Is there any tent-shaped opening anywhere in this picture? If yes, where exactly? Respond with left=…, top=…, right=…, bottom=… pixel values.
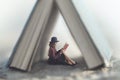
left=8, top=0, right=112, bottom=71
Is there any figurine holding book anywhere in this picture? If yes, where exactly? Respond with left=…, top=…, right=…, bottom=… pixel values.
left=48, top=37, right=77, bottom=66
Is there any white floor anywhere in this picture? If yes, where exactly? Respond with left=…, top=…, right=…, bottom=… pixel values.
left=0, top=56, right=120, bottom=80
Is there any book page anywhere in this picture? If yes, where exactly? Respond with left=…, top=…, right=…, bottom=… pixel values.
left=63, top=43, right=69, bottom=51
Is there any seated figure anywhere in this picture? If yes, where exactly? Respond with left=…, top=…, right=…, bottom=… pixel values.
left=48, top=37, right=77, bottom=66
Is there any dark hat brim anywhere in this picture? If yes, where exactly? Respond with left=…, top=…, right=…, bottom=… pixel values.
left=50, top=41, right=59, bottom=43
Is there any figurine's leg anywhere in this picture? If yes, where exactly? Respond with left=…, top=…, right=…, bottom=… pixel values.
left=63, top=53, right=76, bottom=65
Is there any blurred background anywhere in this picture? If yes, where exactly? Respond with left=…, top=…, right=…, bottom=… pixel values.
left=0, top=0, right=120, bottom=68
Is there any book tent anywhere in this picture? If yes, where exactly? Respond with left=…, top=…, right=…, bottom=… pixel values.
left=8, top=0, right=112, bottom=71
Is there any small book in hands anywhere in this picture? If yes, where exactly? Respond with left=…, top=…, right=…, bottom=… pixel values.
left=63, top=43, right=69, bottom=51
left=57, top=43, right=69, bottom=54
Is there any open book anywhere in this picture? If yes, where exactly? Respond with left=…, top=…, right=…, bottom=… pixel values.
left=8, top=0, right=112, bottom=71
left=62, top=43, right=69, bottom=51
